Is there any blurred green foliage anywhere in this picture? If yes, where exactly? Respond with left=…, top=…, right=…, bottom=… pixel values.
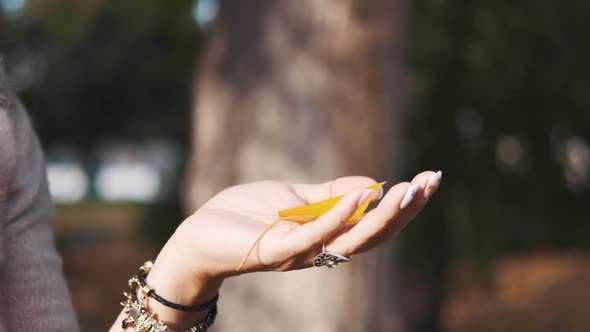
left=0, top=0, right=200, bottom=147
left=1, top=0, right=200, bottom=246
left=404, top=0, right=590, bottom=272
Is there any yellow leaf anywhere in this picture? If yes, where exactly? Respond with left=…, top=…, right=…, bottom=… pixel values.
left=278, top=181, right=386, bottom=224
left=236, top=181, right=386, bottom=271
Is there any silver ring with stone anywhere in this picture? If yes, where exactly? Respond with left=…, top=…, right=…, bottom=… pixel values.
left=313, top=243, right=350, bottom=268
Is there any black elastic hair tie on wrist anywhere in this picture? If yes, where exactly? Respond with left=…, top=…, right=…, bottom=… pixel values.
left=137, top=268, right=219, bottom=312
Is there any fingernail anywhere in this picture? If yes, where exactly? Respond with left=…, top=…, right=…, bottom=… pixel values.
left=400, top=185, right=418, bottom=210
left=424, top=171, right=443, bottom=199
left=357, top=189, right=373, bottom=207
left=376, top=186, right=384, bottom=200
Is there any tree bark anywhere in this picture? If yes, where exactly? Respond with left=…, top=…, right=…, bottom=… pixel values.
left=184, top=0, right=407, bottom=330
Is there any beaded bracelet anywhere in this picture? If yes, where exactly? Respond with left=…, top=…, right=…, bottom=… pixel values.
left=120, top=289, right=217, bottom=332
left=121, top=261, right=218, bottom=332
left=136, top=261, right=219, bottom=312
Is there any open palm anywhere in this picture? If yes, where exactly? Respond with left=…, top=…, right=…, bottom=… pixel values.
left=172, top=172, right=439, bottom=278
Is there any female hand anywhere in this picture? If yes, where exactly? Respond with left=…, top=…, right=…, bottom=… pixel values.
left=177, top=171, right=441, bottom=276
left=133, top=171, right=442, bottom=330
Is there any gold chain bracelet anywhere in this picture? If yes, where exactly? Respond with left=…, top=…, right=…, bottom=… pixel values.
left=120, top=262, right=217, bottom=332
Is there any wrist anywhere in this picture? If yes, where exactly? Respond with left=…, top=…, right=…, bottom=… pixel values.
left=143, top=239, right=223, bottom=329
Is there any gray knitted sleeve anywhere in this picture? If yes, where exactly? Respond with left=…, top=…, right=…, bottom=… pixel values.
left=0, top=79, right=80, bottom=331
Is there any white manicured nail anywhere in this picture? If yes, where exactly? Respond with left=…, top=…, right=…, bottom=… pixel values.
left=400, top=185, right=418, bottom=210
left=424, top=171, right=443, bottom=198
left=376, top=186, right=384, bottom=200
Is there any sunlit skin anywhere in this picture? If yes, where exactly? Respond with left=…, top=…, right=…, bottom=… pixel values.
left=110, top=171, right=441, bottom=331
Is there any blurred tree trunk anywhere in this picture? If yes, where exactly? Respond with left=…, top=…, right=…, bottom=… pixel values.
left=184, top=0, right=407, bottom=331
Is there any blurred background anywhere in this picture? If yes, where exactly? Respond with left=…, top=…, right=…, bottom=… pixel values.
left=1, top=0, right=589, bottom=331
